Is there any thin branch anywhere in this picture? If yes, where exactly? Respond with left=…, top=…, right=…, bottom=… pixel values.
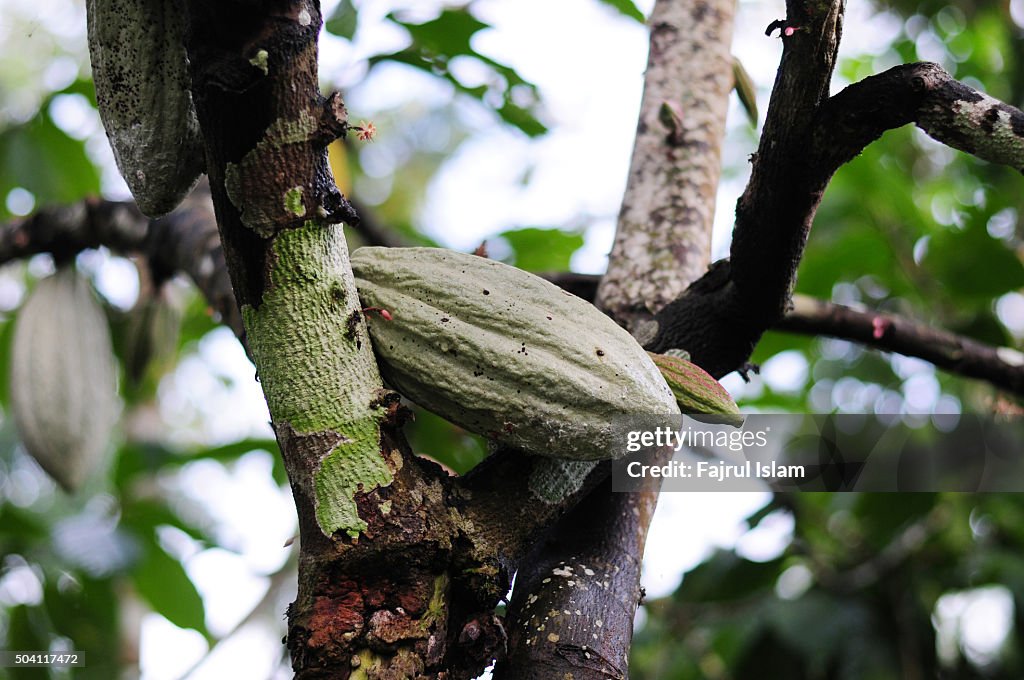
left=779, top=294, right=1024, bottom=396
left=0, top=187, right=242, bottom=340
left=816, top=62, right=1024, bottom=173
left=544, top=272, right=1024, bottom=396
left=594, top=0, right=736, bottom=328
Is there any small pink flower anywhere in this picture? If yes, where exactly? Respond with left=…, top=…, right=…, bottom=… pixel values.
left=871, top=316, right=891, bottom=340
left=355, top=120, right=376, bottom=142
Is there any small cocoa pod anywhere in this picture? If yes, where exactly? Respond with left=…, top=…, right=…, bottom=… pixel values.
left=351, top=247, right=679, bottom=460
left=86, top=0, right=204, bottom=217
left=648, top=352, right=743, bottom=427
left=10, top=266, right=120, bottom=490
left=123, top=285, right=184, bottom=387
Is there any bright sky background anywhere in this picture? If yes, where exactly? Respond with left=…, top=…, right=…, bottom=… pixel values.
left=0, top=0, right=1013, bottom=677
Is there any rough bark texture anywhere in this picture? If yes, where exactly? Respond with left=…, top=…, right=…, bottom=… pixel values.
left=595, top=0, right=736, bottom=330
left=645, top=0, right=847, bottom=379
left=179, top=4, right=485, bottom=678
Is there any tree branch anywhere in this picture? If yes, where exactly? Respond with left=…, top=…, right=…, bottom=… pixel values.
left=4, top=190, right=630, bottom=671
left=647, top=54, right=1024, bottom=379
left=544, top=272, right=1024, bottom=397
left=644, top=0, right=847, bottom=378
left=0, top=187, right=242, bottom=340
left=779, top=294, right=1024, bottom=396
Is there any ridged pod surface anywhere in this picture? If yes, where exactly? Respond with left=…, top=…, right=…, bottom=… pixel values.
left=87, top=0, right=204, bottom=217
left=648, top=352, right=743, bottom=427
left=10, top=267, right=119, bottom=490
left=351, top=247, right=679, bottom=460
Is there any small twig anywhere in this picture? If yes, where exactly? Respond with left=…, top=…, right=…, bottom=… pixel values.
left=779, top=294, right=1024, bottom=396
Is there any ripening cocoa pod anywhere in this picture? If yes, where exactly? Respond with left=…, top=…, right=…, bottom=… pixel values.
left=86, top=0, right=204, bottom=217
left=351, top=247, right=679, bottom=460
left=10, top=266, right=120, bottom=490
left=648, top=352, right=743, bottom=427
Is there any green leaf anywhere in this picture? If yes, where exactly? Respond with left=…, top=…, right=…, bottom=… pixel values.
left=374, top=8, right=549, bottom=137
left=495, top=101, right=548, bottom=137
left=325, top=0, right=359, bottom=40
left=44, top=577, right=121, bottom=680
left=114, top=438, right=280, bottom=487
left=0, top=103, right=101, bottom=217
left=389, top=8, right=490, bottom=57
left=595, top=0, right=646, bottom=22
left=131, top=537, right=207, bottom=636
left=498, top=227, right=584, bottom=272
left=6, top=606, right=50, bottom=680
left=853, top=493, right=937, bottom=551
left=405, top=407, right=487, bottom=475
left=122, top=498, right=217, bottom=547
left=924, top=227, right=1024, bottom=300
left=674, top=550, right=784, bottom=603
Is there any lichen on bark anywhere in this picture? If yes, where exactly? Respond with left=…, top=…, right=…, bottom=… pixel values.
left=242, top=224, right=391, bottom=537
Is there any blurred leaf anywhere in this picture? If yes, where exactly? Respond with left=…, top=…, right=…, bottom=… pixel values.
left=325, top=0, right=359, bottom=40
left=405, top=406, right=486, bottom=475
left=674, top=550, right=783, bottom=603
left=595, top=0, right=646, bottom=22
left=130, top=537, right=207, bottom=636
left=389, top=8, right=487, bottom=56
left=0, top=103, right=101, bottom=218
left=853, top=493, right=937, bottom=551
left=0, top=505, right=47, bottom=547
left=6, top=606, right=49, bottom=680
left=373, top=8, right=548, bottom=137
left=498, top=227, right=584, bottom=272
left=44, top=577, right=120, bottom=680
left=121, top=498, right=215, bottom=547
left=924, top=227, right=1024, bottom=300
left=114, top=438, right=280, bottom=487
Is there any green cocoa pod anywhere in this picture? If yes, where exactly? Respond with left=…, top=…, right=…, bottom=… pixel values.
left=351, top=247, right=679, bottom=461
left=648, top=352, right=744, bottom=427
left=10, top=266, right=120, bottom=491
left=87, top=0, right=204, bottom=217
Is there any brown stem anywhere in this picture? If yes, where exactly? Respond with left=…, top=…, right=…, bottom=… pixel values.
left=778, top=295, right=1024, bottom=397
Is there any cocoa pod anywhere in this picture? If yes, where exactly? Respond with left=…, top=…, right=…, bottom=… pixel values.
left=86, top=0, right=204, bottom=217
left=10, top=266, right=120, bottom=490
left=351, top=247, right=679, bottom=460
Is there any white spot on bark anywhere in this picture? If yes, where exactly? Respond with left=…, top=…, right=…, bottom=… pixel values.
left=997, top=347, right=1024, bottom=367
